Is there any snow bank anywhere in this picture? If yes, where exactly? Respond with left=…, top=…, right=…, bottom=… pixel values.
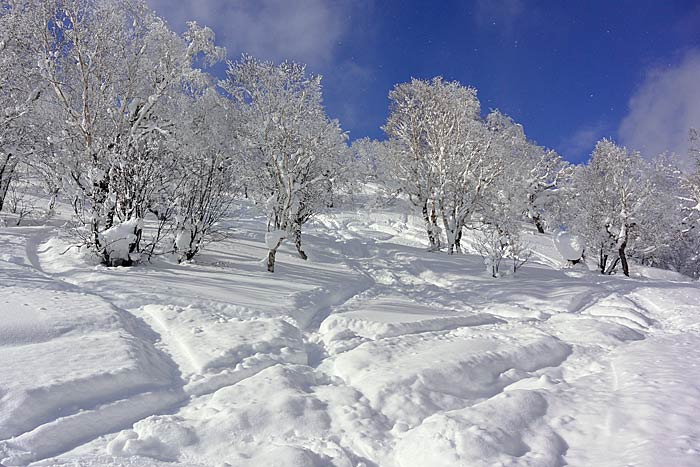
left=331, top=326, right=571, bottom=428
left=0, top=286, right=183, bottom=466
left=141, top=304, right=306, bottom=377
left=320, top=296, right=500, bottom=348
left=111, top=365, right=357, bottom=466
left=581, top=293, right=653, bottom=330
left=395, top=390, right=566, bottom=467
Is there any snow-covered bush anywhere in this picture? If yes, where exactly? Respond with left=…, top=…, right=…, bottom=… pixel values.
left=168, top=88, right=239, bottom=263
left=474, top=223, right=531, bottom=278
left=553, top=230, right=585, bottom=266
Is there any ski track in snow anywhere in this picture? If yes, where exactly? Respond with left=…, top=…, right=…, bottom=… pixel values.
left=2, top=204, right=700, bottom=466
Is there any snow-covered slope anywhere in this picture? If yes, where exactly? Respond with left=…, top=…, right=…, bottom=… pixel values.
left=1, top=203, right=699, bottom=466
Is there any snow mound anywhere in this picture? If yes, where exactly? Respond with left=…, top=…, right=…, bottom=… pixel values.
left=395, top=390, right=565, bottom=467
left=100, top=219, right=143, bottom=264
left=107, top=415, right=197, bottom=462
left=330, top=326, right=571, bottom=428
left=546, top=314, right=644, bottom=345
left=142, top=304, right=306, bottom=376
left=320, top=296, right=500, bottom=349
left=0, top=286, right=183, bottom=466
left=582, top=293, right=653, bottom=330
left=130, top=365, right=360, bottom=466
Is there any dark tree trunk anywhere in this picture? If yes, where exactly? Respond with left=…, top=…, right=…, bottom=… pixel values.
left=0, top=153, right=17, bottom=212
left=267, top=248, right=277, bottom=273
left=619, top=240, right=629, bottom=277
left=533, top=215, right=545, bottom=234
left=599, top=249, right=608, bottom=274
left=454, top=224, right=463, bottom=253
left=293, top=226, right=308, bottom=260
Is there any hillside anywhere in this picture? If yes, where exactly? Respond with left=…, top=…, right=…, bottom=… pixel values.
left=1, top=201, right=699, bottom=466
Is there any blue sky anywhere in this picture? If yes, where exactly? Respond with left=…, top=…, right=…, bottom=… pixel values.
left=148, top=0, right=700, bottom=164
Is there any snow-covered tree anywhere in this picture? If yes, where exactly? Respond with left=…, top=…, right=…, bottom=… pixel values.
left=29, top=0, right=223, bottom=265
left=474, top=222, right=531, bottom=277
left=350, top=137, right=408, bottom=208
left=222, top=55, right=348, bottom=272
left=383, top=77, right=501, bottom=254
left=567, top=139, right=653, bottom=276
left=483, top=110, right=569, bottom=234
left=0, top=1, right=43, bottom=211
left=637, top=131, right=700, bottom=278
left=166, top=88, right=240, bottom=262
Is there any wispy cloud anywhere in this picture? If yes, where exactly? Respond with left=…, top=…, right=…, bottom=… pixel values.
left=560, top=121, right=609, bottom=163
left=618, top=49, right=700, bottom=165
left=324, top=61, right=375, bottom=133
left=146, top=0, right=359, bottom=69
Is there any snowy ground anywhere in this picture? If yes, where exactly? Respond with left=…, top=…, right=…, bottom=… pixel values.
left=1, top=200, right=700, bottom=466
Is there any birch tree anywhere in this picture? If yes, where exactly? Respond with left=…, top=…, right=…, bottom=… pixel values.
left=29, top=0, right=223, bottom=265
left=384, top=77, right=500, bottom=254
left=222, top=55, right=348, bottom=272
left=0, top=1, right=43, bottom=211
left=568, top=139, right=652, bottom=276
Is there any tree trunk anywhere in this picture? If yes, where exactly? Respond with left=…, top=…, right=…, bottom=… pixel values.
left=267, top=248, right=277, bottom=273
left=0, top=153, right=17, bottom=212
left=454, top=223, right=463, bottom=254
left=422, top=201, right=440, bottom=251
left=619, top=240, right=629, bottom=277
left=606, top=257, right=620, bottom=275
left=599, top=248, right=608, bottom=274
left=533, top=215, right=545, bottom=234
left=293, top=225, right=307, bottom=260
left=442, top=214, right=456, bottom=255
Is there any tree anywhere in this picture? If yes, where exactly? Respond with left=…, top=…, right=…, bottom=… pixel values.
left=568, top=139, right=652, bottom=276
left=483, top=110, right=570, bottom=234
left=169, top=88, right=240, bottom=262
left=29, top=0, right=223, bottom=265
left=222, top=55, right=348, bottom=272
left=383, top=77, right=500, bottom=254
left=0, top=0, right=43, bottom=211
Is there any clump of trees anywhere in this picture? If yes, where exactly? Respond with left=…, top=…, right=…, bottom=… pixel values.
left=1, top=1, right=698, bottom=278
left=355, top=76, right=699, bottom=278
left=362, top=77, right=567, bottom=275
left=0, top=0, right=346, bottom=271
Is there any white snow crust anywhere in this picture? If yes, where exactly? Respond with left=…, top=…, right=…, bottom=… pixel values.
left=2, top=201, right=700, bottom=466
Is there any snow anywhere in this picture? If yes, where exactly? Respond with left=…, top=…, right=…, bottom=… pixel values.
left=2, top=202, right=700, bottom=466
left=100, top=218, right=143, bottom=263
left=264, top=229, right=286, bottom=249
left=553, top=230, right=584, bottom=261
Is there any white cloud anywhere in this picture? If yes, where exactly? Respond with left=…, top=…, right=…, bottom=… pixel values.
left=619, top=50, right=700, bottom=164
left=147, top=0, right=357, bottom=69
left=324, top=60, right=375, bottom=131
left=560, top=121, right=609, bottom=162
